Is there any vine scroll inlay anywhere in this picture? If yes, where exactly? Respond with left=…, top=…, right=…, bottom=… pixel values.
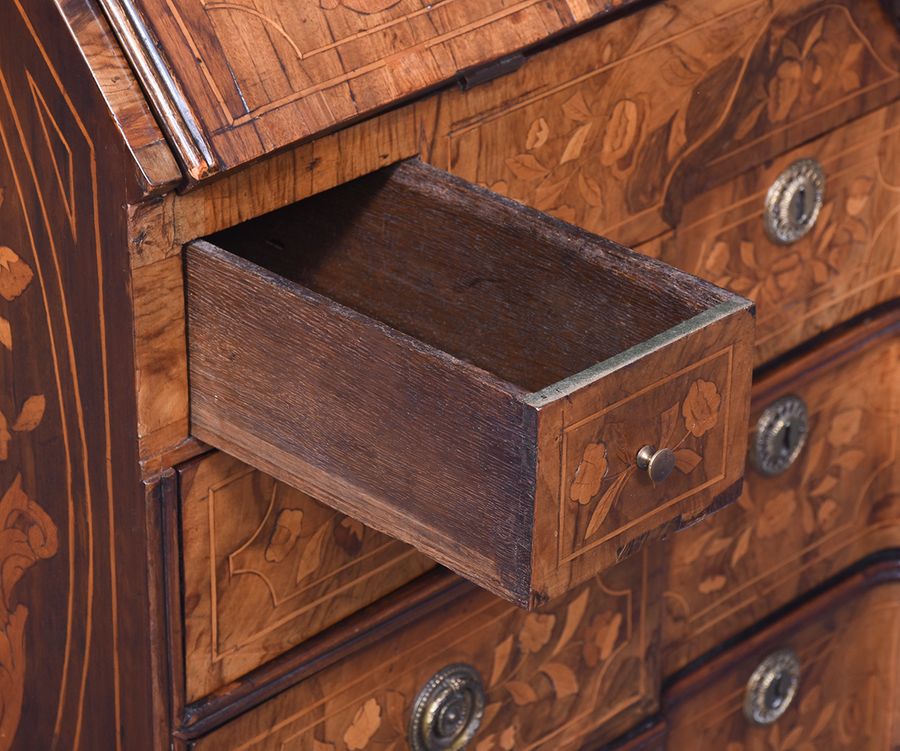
left=0, top=204, right=57, bottom=751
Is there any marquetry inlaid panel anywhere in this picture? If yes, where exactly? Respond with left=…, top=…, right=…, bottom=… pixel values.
left=129, top=0, right=900, bottom=468
left=179, top=452, right=435, bottom=702
left=433, top=0, right=900, bottom=249
left=0, top=2, right=168, bottom=747
left=560, top=354, right=732, bottom=564
left=667, top=577, right=900, bottom=750
left=639, top=101, right=900, bottom=364
left=662, top=313, right=900, bottom=675
left=125, top=0, right=640, bottom=174
left=189, top=550, right=660, bottom=751
left=0, top=188, right=59, bottom=749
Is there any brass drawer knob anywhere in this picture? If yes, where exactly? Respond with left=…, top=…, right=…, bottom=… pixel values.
left=636, top=445, right=677, bottom=483
left=409, top=664, right=485, bottom=751
left=764, top=158, right=825, bottom=244
left=744, top=648, right=801, bottom=725
left=751, top=395, right=809, bottom=476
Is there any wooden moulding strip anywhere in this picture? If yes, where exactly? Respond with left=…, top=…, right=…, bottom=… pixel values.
left=96, top=0, right=217, bottom=181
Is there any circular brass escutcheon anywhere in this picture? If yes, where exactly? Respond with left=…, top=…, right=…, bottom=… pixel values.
left=408, top=664, right=485, bottom=751
left=764, top=158, right=825, bottom=244
left=751, top=395, right=809, bottom=476
left=744, top=648, right=801, bottom=725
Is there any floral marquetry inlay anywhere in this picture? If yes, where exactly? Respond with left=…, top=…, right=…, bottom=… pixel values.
left=446, top=0, right=898, bottom=250
left=192, top=551, right=657, bottom=751
left=668, top=582, right=900, bottom=751
left=569, top=379, right=721, bottom=540
left=640, top=96, right=900, bottom=364
left=0, top=246, right=33, bottom=303
left=0, top=476, right=58, bottom=748
left=663, top=327, right=900, bottom=673
left=0, top=184, right=57, bottom=751
left=560, top=350, right=731, bottom=563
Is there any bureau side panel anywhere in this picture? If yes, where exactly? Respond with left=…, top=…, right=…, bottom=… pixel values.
left=0, top=3, right=166, bottom=750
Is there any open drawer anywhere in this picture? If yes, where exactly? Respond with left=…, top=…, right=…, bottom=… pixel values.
left=185, top=160, right=754, bottom=608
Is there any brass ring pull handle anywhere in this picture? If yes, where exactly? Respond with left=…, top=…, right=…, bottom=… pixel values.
left=636, top=445, right=676, bottom=483
left=744, top=648, right=801, bottom=725
left=408, top=664, right=485, bottom=751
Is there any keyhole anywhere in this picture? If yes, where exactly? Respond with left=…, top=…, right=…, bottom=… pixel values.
left=790, top=185, right=809, bottom=225
left=781, top=423, right=793, bottom=454
left=767, top=672, right=791, bottom=711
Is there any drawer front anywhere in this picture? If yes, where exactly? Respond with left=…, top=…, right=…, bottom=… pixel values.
left=434, top=0, right=900, bottom=250
left=179, top=452, right=435, bottom=701
left=639, top=102, right=900, bottom=363
left=186, top=159, right=754, bottom=607
left=666, top=567, right=900, bottom=751
left=662, top=310, right=900, bottom=674
left=610, top=725, right=667, bottom=751
left=189, top=550, right=660, bottom=751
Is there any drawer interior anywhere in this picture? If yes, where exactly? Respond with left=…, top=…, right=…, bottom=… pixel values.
left=187, top=159, right=753, bottom=606
left=207, top=160, right=727, bottom=394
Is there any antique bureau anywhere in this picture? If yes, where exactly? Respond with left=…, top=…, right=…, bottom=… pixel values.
left=0, top=0, right=898, bottom=749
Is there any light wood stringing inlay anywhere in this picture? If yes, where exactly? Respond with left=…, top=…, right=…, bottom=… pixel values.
left=180, top=452, right=434, bottom=701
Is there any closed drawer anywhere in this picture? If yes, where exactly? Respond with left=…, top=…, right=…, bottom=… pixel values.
left=188, top=550, right=660, bottom=751
left=665, top=562, right=900, bottom=750
left=663, top=308, right=900, bottom=674
left=178, top=451, right=435, bottom=702
left=185, top=159, right=754, bottom=607
left=607, top=723, right=667, bottom=751
left=435, top=0, right=900, bottom=250
left=639, top=102, right=900, bottom=363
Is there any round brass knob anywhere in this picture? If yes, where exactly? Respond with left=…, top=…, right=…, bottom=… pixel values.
left=751, top=395, right=809, bottom=476
left=408, top=664, right=485, bottom=751
left=744, top=648, right=801, bottom=725
left=764, top=158, right=825, bottom=244
left=636, top=445, right=676, bottom=483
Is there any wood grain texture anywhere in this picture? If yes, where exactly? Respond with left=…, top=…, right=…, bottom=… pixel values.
left=126, top=0, right=900, bottom=468
left=135, top=0, right=900, bottom=240
left=188, top=549, right=661, bottom=751
left=115, top=0, right=641, bottom=177
left=3, top=1, right=896, bottom=749
left=103, top=0, right=900, bottom=191
left=662, top=307, right=900, bottom=676
left=604, top=721, right=667, bottom=751
left=55, top=0, right=180, bottom=197
left=638, top=101, right=900, bottom=365
left=126, top=103, right=430, bottom=466
left=132, top=252, right=190, bottom=467
left=428, top=0, right=900, bottom=246
left=533, top=304, right=754, bottom=602
left=176, top=569, right=470, bottom=739
left=0, top=3, right=174, bottom=748
left=665, top=562, right=900, bottom=751
left=186, top=159, right=753, bottom=606
left=95, top=0, right=217, bottom=182
left=883, top=0, right=900, bottom=27
left=179, top=451, right=434, bottom=702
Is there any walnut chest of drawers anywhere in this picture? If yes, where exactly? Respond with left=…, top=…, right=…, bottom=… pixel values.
left=0, top=0, right=897, bottom=749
